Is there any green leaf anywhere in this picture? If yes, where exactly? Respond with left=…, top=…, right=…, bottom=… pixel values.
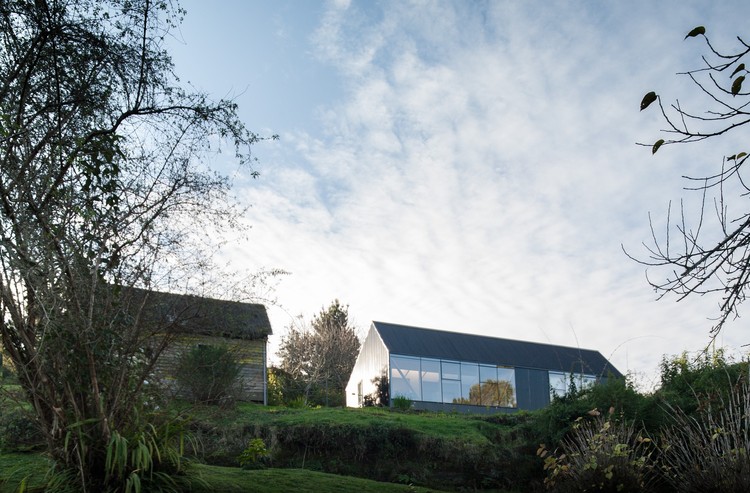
left=731, top=63, right=746, bottom=77
left=652, top=139, right=665, bottom=154
left=684, top=26, right=706, bottom=39
left=738, top=152, right=747, bottom=160
left=732, top=75, right=745, bottom=95
left=640, top=91, right=658, bottom=111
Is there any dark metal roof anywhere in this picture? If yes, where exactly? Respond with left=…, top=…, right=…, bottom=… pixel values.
left=373, top=321, right=621, bottom=377
left=129, top=288, right=272, bottom=340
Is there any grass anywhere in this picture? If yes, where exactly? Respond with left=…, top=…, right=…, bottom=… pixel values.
left=0, top=400, right=528, bottom=492
left=0, top=453, right=446, bottom=493
left=186, top=402, right=525, bottom=445
left=190, top=464, right=446, bottom=492
left=0, top=453, right=50, bottom=493
left=180, top=403, right=533, bottom=491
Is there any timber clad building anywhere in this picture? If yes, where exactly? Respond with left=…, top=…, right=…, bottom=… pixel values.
left=133, top=289, right=272, bottom=403
left=346, top=322, right=622, bottom=412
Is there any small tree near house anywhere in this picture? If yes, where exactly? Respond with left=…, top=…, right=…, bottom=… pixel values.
left=278, top=300, right=361, bottom=406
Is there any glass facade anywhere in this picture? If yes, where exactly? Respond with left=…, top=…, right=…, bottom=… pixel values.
left=390, top=354, right=517, bottom=408
left=421, top=358, right=441, bottom=402
left=460, top=362, right=479, bottom=403
left=390, top=355, right=421, bottom=400
left=441, top=361, right=461, bottom=404
left=549, top=371, right=597, bottom=399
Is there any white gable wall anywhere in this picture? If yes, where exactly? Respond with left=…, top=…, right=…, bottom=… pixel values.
left=345, top=324, right=389, bottom=407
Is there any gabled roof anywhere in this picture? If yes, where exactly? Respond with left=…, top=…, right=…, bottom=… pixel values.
left=373, top=321, right=621, bottom=378
left=130, top=288, right=272, bottom=340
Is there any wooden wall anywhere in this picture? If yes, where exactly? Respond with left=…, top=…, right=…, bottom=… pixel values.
left=153, top=335, right=267, bottom=403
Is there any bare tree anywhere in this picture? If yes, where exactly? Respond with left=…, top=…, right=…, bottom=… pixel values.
left=278, top=300, right=361, bottom=406
left=0, top=0, right=270, bottom=490
left=636, top=26, right=750, bottom=340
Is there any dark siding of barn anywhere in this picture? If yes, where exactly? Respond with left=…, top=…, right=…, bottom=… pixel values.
left=515, top=367, right=551, bottom=410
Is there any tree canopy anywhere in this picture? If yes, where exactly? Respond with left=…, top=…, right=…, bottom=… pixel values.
left=278, top=300, right=361, bottom=406
left=0, top=0, right=266, bottom=490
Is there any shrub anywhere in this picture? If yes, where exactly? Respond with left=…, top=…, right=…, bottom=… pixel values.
left=538, top=408, right=659, bottom=492
left=660, top=378, right=750, bottom=493
left=286, top=396, right=309, bottom=409
left=175, top=345, right=241, bottom=405
left=0, top=410, right=44, bottom=451
left=237, top=438, right=270, bottom=469
left=530, top=375, right=650, bottom=449
left=43, top=413, right=201, bottom=493
left=656, top=351, right=748, bottom=416
left=392, top=395, right=412, bottom=411
left=267, top=366, right=314, bottom=406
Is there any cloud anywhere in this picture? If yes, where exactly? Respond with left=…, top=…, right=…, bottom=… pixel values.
left=232, top=0, right=750, bottom=383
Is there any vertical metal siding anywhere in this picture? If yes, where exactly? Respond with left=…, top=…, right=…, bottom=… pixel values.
left=515, top=368, right=551, bottom=411
left=345, top=324, right=389, bottom=407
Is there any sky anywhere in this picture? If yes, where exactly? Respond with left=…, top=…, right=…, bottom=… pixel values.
left=167, top=0, right=750, bottom=388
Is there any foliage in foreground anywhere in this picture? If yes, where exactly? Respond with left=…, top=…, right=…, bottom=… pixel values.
left=660, top=379, right=750, bottom=493
left=536, top=354, right=750, bottom=493
left=0, top=0, right=266, bottom=490
left=538, top=408, right=659, bottom=492
left=4, top=351, right=750, bottom=492
left=0, top=453, right=445, bottom=493
left=637, top=25, right=750, bottom=337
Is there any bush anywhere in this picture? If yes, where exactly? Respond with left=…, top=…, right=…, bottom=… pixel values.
left=392, top=396, right=412, bottom=411
left=237, top=438, right=270, bottom=469
left=538, top=408, right=659, bottom=492
left=0, top=410, right=44, bottom=451
left=656, top=352, right=748, bottom=416
left=267, top=366, right=302, bottom=406
left=530, top=376, right=649, bottom=448
left=660, top=378, right=750, bottom=493
left=175, top=345, right=241, bottom=405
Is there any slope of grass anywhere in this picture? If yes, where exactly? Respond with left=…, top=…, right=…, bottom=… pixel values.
left=0, top=453, right=446, bottom=493
left=0, top=400, right=536, bottom=492
left=187, top=402, right=526, bottom=444
left=191, top=464, right=446, bottom=493
left=183, top=403, right=538, bottom=491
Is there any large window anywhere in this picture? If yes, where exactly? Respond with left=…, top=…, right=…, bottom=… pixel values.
left=390, top=355, right=517, bottom=408
left=549, top=371, right=597, bottom=399
left=441, top=361, right=461, bottom=403
left=477, top=365, right=516, bottom=407
left=460, top=362, right=479, bottom=403
left=421, top=358, right=442, bottom=402
left=391, top=356, right=421, bottom=400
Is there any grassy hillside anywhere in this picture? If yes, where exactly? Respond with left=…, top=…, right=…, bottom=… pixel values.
left=4, top=355, right=749, bottom=492
left=184, top=403, right=539, bottom=491
left=0, top=393, right=535, bottom=492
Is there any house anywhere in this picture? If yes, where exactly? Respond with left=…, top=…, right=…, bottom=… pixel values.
left=133, top=289, right=272, bottom=404
left=345, top=321, right=622, bottom=412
